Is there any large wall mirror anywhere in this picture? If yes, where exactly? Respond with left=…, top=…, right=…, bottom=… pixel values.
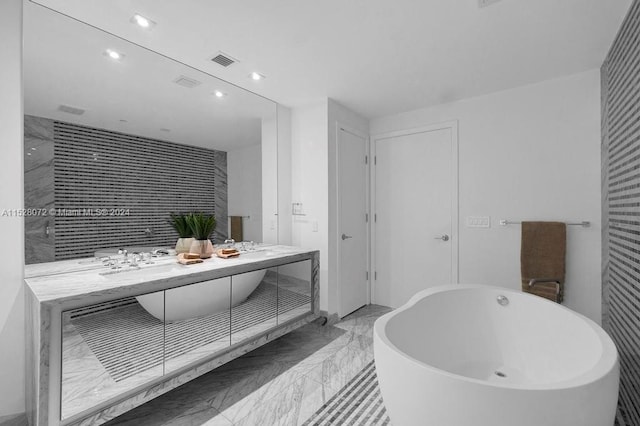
left=23, top=1, right=280, bottom=264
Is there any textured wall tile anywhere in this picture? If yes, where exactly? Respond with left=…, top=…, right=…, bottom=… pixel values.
left=22, top=118, right=230, bottom=260
left=602, top=1, right=640, bottom=423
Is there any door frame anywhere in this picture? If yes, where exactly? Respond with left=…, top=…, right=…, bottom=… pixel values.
left=370, top=120, right=459, bottom=305
left=336, top=122, right=371, bottom=317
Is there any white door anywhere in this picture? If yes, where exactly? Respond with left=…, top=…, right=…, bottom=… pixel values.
left=337, top=126, right=369, bottom=318
left=373, top=124, right=458, bottom=308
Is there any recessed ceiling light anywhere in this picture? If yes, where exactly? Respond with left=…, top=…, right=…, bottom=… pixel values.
left=249, top=72, right=265, bottom=81
left=105, top=49, right=124, bottom=60
left=214, top=90, right=226, bottom=98
left=119, top=119, right=128, bottom=123
left=131, top=13, right=155, bottom=29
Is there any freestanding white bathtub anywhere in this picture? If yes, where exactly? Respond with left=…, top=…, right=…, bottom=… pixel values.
left=373, top=284, right=619, bottom=426
left=136, top=269, right=267, bottom=322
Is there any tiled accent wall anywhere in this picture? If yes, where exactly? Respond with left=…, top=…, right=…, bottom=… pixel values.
left=601, top=1, right=640, bottom=424
left=24, top=115, right=228, bottom=263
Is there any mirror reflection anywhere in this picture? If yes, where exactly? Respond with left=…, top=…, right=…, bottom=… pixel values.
left=61, top=291, right=166, bottom=419
left=23, top=1, right=278, bottom=264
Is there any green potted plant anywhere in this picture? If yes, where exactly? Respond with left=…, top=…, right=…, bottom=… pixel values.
left=169, top=213, right=194, bottom=254
left=185, top=212, right=216, bottom=258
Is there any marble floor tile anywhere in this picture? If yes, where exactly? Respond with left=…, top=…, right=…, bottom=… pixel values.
left=332, top=305, right=392, bottom=337
left=103, top=382, right=211, bottom=426
left=202, top=361, right=301, bottom=422
left=162, top=404, right=232, bottom=426
left=232, top=372, right=332, bottom=426
left=303, top=333, right=375, bottom=395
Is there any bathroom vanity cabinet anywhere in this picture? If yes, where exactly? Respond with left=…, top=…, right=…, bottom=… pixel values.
left=25, top=246, right=319, bottom=426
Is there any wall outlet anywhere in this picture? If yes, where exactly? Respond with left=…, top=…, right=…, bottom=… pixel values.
left=466, top=216, right=490, bottom=228
left=312, top=221, right=318, bottom=232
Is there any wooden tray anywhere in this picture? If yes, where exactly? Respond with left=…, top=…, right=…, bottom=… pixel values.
left=215, top=249, right=240, bottom=259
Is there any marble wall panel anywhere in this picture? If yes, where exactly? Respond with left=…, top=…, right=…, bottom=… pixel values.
left=213, top=150, right=228, bottom=244
left=24, top=115, right=55, bottom=264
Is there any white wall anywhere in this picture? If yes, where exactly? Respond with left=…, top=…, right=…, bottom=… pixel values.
left=287, top=99, right=369, bottom=315
left=327, top=99, right=369, bottom=314
left=227, top=145, right=262, bottom=242
left=0, top=0, right=25, bottom=418
left=277, top=105, right=293, bottom=246
left=290, top=102, right=329, bottom=310
left=261, top=113, right=278, bottom=244
left=370, top=69, right=602, bottom=322
left=262, top=104, right=292, bottom=245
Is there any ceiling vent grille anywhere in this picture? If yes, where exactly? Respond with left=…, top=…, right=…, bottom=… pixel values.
left=173, top=75, right=202, bottom=88
left=58, top=105, right=86, bottom=115
left=210, top=52, right=238, bottom=67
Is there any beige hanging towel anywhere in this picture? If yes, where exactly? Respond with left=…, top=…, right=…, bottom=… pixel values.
left=520, top=221, right=566, bottom=303
left=230, top=216, right=243, bottom=242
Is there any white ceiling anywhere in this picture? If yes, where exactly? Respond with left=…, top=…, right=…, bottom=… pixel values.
left=24, top=2, right=275, bottom=151
left=31, top=0, right=631, bottom=120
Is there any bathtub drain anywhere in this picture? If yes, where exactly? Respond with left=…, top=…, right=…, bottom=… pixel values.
left=494, top=371, right=507, bottom=378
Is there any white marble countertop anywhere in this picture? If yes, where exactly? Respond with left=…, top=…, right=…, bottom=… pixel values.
left=25, top=244, right=318, bottom=307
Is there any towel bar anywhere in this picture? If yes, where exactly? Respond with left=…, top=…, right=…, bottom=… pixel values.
left=528, top=278, right=561, bottom=295
left=499, top=219, right=590, bottom=227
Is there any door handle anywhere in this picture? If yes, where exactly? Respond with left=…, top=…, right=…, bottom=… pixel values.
left=341, top=234, right=353, bottom=240
left=434, top=235, right=449, bottom=242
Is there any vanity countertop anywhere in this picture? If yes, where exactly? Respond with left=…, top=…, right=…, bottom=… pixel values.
left=24, top=245, right=318, bottom=307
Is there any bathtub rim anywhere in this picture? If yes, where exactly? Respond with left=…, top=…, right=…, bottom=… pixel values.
left=373, top=283, right=618, bottom=391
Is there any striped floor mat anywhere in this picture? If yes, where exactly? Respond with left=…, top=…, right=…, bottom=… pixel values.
left=304, top=361, right=391, bottom=426
left=305, top=362, right=626, bottom=426
left=70, top=282, right=310, bottom=382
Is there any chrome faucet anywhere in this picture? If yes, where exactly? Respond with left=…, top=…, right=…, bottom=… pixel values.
left=118, top=248, right=128, bottom=263
left=102, top=256, right=120, bottom=270
left=130, top=253, right=142, bottom=267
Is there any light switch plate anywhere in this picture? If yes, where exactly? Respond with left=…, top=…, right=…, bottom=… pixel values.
left=466, top=216, right=490, bottom=228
